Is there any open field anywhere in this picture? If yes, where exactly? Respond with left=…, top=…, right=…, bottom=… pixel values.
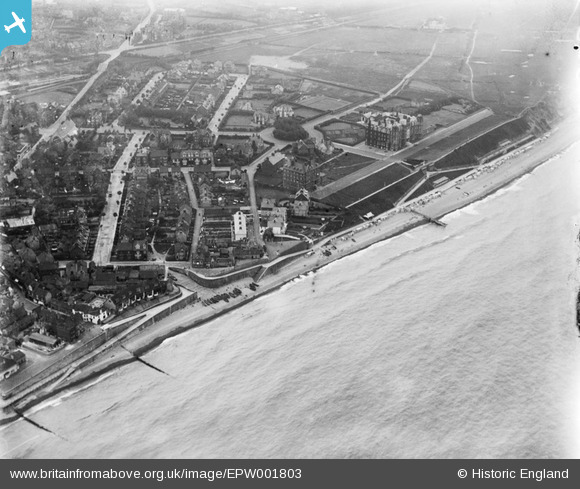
left=196, top=44, right=298, bottom=64
left=19, top=88, right=80, bottom=106
left=2, top=55, right=108, bottom=92
left=293, top=52, right=420, bottom=93
left=394, top=86, right=452, bottom=103
left=132, top=45, right=185, bottom=57
left=345, top=0, right=475, bottom=30
left=273, top=26, right=439, bottom=55
left=407, top=0, right=576, bottom=114
left=184, top=16, right=258, bottom=28
left=407, top=80, right=449, bottom=93
left=299, top=79, right=375, bottom=102
left=256, top=67, right=376, bottom=101
left=113, top=53, right=170, bottom=71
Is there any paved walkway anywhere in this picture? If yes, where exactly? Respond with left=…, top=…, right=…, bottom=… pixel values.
left=207, top=74, right=249, bottom=141
left=92, top=131, right=148, bottom=265
left=181, top=169, right=204, bottom=260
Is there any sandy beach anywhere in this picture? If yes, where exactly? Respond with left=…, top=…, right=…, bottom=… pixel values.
left=5, top=114, right=579, bottom=415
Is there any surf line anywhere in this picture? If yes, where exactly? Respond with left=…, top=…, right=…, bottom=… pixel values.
left=120, top=345, right=171, bottom=377
left=12, top=408, right=68, bottom=441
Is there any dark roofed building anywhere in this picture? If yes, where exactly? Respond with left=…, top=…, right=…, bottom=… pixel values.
left=150, top=149, right=169, bottom=166
left=139, top=269, right=157, bottom=280
left=0, top=356, right=19, bottom=379
left=282, top=159, right=318, bottom=191
left=94, top=268, right=116, bottom=287
left=31, top=285, right=52, bottom=305
left=53, top=319, right=80, bottom=342
left=115, top=241, right=134, bottom=261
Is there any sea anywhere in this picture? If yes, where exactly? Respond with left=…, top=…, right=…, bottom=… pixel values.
left=2, top=145, right=580, bottom=459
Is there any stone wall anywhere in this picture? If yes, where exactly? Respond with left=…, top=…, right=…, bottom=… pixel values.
left=171, top=266, right=262, bottom=288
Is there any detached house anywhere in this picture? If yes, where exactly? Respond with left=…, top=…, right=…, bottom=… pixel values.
left=108, top=86, right=129, bottom=105
left=292, top=188, right=310, bottom=217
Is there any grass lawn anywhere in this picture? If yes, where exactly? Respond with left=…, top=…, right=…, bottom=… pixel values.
left=412, top=114, right=508, bottom=161
left=321, top=162, right=411, bottom=208
left=320, top=153, right=376, bottom=183
left=348, top=171, right=424, bottom=215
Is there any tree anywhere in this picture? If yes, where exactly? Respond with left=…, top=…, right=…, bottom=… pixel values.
left=124, top=108, right=141, bottom=128
left=263, top=228, right=274, bottom=241
left=34, top=197, right=57, bottom=225
left=273, top=117, right=309, bottom=142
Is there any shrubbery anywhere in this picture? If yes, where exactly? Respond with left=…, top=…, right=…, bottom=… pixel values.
left=273, top=117, right=309, bottom=141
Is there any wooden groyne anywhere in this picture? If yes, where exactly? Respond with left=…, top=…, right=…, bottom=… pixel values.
left=411, top=210, right=447, bottom=227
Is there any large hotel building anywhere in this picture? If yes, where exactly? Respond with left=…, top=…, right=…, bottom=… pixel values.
left=363, top=112, right=423, bottom=151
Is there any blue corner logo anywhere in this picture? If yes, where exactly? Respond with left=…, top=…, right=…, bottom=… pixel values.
left=0, top=0, right=32, bottom=55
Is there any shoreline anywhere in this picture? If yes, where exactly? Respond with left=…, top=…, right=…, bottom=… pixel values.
left=2, top=117, right=578, bottom=423
left=0, top=217, right=430, bottom=425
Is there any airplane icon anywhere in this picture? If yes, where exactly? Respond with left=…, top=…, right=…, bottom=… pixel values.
left=4, top=12, right=26, bottom=34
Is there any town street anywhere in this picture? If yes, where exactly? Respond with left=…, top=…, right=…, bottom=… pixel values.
left=92, top=132, right=147, bottom=265
left=181, top=169, right=204, bottom=260
left=207, top=74, right=249, bottom=140
left=131, top=71, right=165, bottom=106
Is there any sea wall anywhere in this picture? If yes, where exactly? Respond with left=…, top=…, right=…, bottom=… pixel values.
left=2, top=291, right=196, bottom=403
left=171, top=266, right=262, bottom=288
left=2, top=333, right=109, bottom=400
left=122, top=292, right=198, bottom=342
left=261, top=253, right=304, bottom=279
